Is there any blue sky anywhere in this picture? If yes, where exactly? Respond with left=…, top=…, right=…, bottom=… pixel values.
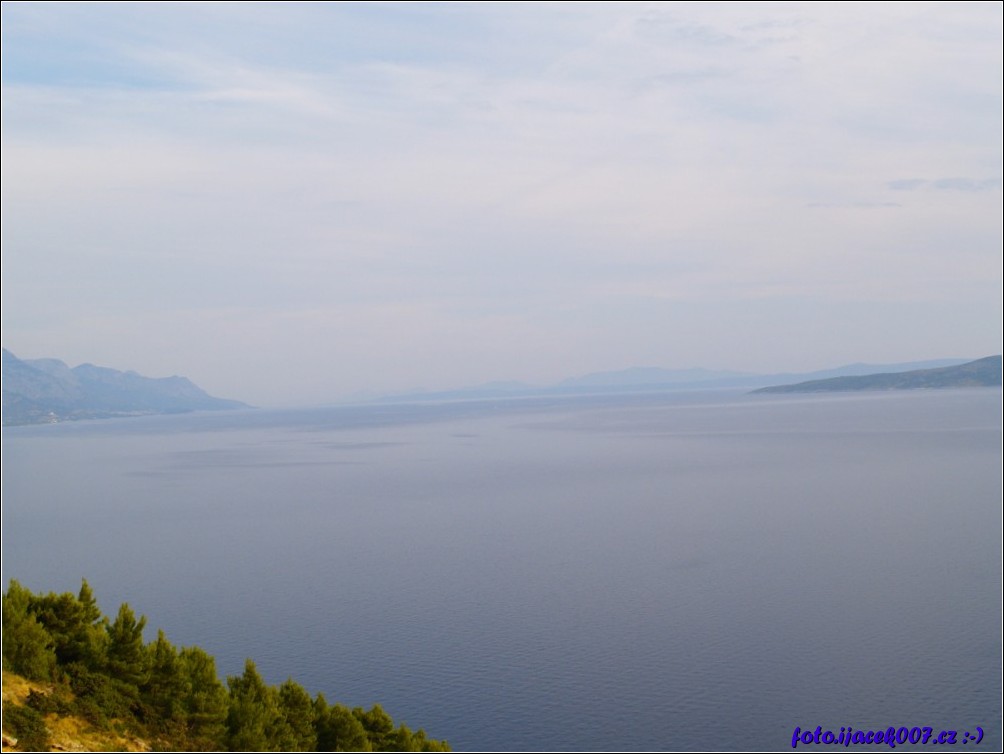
left=2, top=2, right=1001, bottom=406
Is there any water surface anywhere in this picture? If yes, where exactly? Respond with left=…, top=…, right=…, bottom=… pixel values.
left=3, top=389, right=1000, bottom=751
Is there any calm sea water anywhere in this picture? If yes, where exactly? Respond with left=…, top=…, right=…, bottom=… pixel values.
left=2, top=389, right=1001, bottom=751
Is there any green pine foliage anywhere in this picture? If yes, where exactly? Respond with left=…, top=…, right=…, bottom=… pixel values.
left=316, top=700, right=373, bottom=752
left=178, top=645, right=229, bottom=748
left=3, top=702, right=52, bottom=751
left=1, top=580, right=450, bottom=752
left=279, top=678, right=320, bottom=751
left=2, top=580, right=58, bottom=680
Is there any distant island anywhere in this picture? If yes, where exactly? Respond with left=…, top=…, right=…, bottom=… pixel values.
left=1, top=349, right=250, bottom=426
left=374, top=358, right=977, bottom=403
left=752, top=355, right=1002, bottom=394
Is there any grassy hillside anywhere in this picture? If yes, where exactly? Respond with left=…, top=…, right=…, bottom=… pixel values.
left=2, top=670, right=151, bottom=752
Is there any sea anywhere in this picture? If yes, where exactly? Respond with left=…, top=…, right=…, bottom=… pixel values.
left=2, top=388, right=1001, bottom=752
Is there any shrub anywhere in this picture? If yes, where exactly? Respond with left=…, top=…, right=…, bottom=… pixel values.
left=2, top=702, right=52, bottom=751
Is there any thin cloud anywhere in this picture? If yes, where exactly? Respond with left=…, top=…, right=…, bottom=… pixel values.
left=888, top=178, right=928, bottom=191
left=2, top=2, right=1000, bottom=405
left=931, top=177, right=1002, bottom=192
left=887, top=177, right=1002, bottom=192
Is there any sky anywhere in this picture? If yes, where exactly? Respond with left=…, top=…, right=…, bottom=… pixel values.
left=2, top=2, right=1001, bottom=407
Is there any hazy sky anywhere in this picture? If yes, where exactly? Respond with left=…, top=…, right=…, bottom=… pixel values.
left=2, top=2, right=1001, bottom=406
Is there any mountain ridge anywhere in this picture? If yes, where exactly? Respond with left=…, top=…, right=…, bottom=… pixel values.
left=1, top=349, right=250, bottom=426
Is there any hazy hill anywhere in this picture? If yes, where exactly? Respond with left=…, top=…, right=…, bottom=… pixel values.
left=375, top=358, right=975, bottom=403
left=752, top=355, right=1002, bottom=394
left=1, top=349, right=249, bottom=426
left=557, top=366, right=755, bottom=389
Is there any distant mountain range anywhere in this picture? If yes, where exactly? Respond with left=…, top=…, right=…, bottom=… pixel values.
left=375, top=358, right=985, bottom=403
left=4, top=350, right=997, bottom=426
left=2, top=349, right=249, bottom=426
left=752, top=355, right=1002, bottom=394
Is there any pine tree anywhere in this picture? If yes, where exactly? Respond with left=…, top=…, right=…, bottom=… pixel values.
left=77, top=579, right=102, bottom=625
left=105, top=603, right=149, bottom=687
left=27, top=586, right=103, bottom=668
left=278, top=677, right=318, bottom=751
left=76, top=579, right=106, bottom=668
left=142, top=630, right=186, bottom=731
left=317, top=702, right=372, bottom=752
left=1, top=580, right=57, bottom=680
left=226, top=658, right=297, bottom=750
left=179, top=646, right=228, bottom=749
left=3, top=581, right=450, bottom=751
left=357, top=703, right=395, bottom=750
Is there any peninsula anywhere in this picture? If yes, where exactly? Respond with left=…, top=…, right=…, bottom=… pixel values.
left=752, top=355, right=1002, bottom=394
